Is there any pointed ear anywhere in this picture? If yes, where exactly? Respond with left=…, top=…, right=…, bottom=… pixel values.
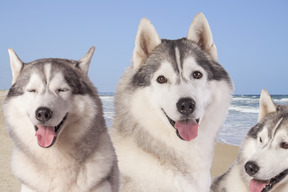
left=8, top=48, right=24, bottom=85
left=78, top=46, right=95, bottom=75
left=187, top=12, right=218, bottom=61
left=132, top=18, right=161, bottom=68
left=258, top=89, right=277, bottom=122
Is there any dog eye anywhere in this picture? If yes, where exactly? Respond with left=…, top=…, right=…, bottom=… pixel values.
left=280, top=142, right=288, bottom=149
left=27, top=89, right=36, bottom=93
left=259, top=137, right=262, bottom=143
left=57, top=88, right=69, bottom=93
left=192, top=71, right=202, bottom=79
left=157, top=75, right=167, bottom=84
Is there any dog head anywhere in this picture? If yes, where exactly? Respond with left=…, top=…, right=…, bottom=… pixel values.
left=240, top=89, right=288, bottom=192
left=128, top=13, right=233, bottom=141
left=5, top=47, right=96, bottom=148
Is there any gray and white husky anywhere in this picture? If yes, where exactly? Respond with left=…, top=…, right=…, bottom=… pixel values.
left=2, top=47, right=119, bottom=192
left=211, top=89, right=288, bottom=192
left=110, top=12, right=233, bottom=192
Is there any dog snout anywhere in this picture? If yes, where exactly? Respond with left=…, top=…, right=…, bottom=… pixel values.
left=245, top=161, right=259, bottom=176
left=176, top=97, right=196, bottom=116
left=35, top=107, right=53, bottom=122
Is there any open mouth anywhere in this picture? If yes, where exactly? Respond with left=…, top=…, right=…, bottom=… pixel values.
left=162, top=109, right=199, bottom=141
left=34, top=114, right=68, bottom=148
left=250, top=169, right=288, bottom=192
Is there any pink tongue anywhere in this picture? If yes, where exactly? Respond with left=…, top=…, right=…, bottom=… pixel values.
left=35, top=126, right=56, bottom=148
left=174, top=120, right=198, bottom=141
left=250, top=179, right=269, bottom=192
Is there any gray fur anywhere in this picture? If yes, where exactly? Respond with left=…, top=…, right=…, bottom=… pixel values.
left=211, top=104, right=288, bottom=192
left=132, top=39, right=232, bottom=89
left=8, top=58, right=92, bottom=97
left=111, top=15, right=233, bottom=191
left=248, top=109, right=288, bottom=139
left=3, top=48, right=119, bottom=192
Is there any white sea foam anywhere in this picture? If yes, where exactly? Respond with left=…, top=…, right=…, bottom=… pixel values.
left=275, top=98, right=288, bottom=103
left=229, top=105, right=259, bottom=114
left=103, top=112, right=114, bottom=120
left=232, top=97, right=258, bottom=101
left=100, top=95, right=114, bottom=100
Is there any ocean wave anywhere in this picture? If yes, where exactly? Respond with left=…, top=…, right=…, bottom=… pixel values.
left=100, top=96, right=114, bottom=101
left=104, top=115, right=114, bottom=121
left=274, top=98, right=288, bottom=104
left=229, top=105, right=259, bottom=113
left=233, top=97, right=259, bottom=101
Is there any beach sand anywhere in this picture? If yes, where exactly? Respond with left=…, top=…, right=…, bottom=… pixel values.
left=0, top=90, right=239, bottom=191
left=211, top=142, right=239, bottom=177
left=0, top=91, right=21, bottom=191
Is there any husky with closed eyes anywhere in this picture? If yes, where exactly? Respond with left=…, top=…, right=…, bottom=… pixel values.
left=2, top=47, right=119, bottom=192
left=211, top=89, right=288, bottom=192
left=110, top=12, right=233, bottom=192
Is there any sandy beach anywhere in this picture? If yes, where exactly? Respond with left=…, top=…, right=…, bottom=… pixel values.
left=0, top=91, right=21, bottom=191
left=0, top=90, right=239, bottom=191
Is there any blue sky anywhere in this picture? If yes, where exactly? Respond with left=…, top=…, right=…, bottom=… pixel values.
left=1, top=1, right=288, bottom=94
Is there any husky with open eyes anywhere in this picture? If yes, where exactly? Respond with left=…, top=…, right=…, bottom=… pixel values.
left=211, top=89, right=288, bottom=192
left=110, top=12, right=233, bottom=192
left=2, top=47, right=119, bottom=192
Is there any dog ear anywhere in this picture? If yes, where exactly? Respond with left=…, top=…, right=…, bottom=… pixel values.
left=258, top=89, right=277, bottom=122
left=78, top=46, right=95, bottom=75
left=133, top=18, right=161, bottom=68
left=187, top=12, right=218, bottom=61
left=8, top=48, right=24, bottom=85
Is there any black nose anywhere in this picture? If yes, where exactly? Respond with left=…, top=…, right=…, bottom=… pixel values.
left=176, top=97, right=196, bottom=116
left=245, top=161, right=259, bottom=176
left=35, top=107, right=53, bottom=122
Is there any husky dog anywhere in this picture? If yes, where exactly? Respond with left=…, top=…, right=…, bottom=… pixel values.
left=110, top=12, right=233, bottom=192
left=211, top=89, right=288, bottom=192
left=2, top=47, right=119, bottom=192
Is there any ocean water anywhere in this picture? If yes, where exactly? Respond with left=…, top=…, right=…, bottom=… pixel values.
left=100, top=93, right=288, bottom=146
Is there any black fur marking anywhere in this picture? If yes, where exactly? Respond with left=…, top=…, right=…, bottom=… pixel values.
left=248, top=123, right=263, bottom=139
left=248, top=112, right=288, bottom=140
left=7, top=63, right=34, bottom=97
left=7, top=58, right=92, bottom=97
left=63, top=71, right=92, bottom=95
left=8, top=83, right=25, bottom=97
left=131, top=38, right=232, bottom=88
left=132, top=63, right=159, bottom=87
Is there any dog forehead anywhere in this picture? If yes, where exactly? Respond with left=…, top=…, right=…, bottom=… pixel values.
left=153, top=39, right=230, bottom=81
left=151, top=39, right=201, bottom=71
left=131, top=38, right=231, bottom=88
left=131, top=39, right=204, bottom=88
left=275, top=113, right=288, bottom=133
left=256, top=113, right=288, bottom=139
left=20, top=58, right=76, bottom=77
left=25, top=60, right=75, bottom=81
